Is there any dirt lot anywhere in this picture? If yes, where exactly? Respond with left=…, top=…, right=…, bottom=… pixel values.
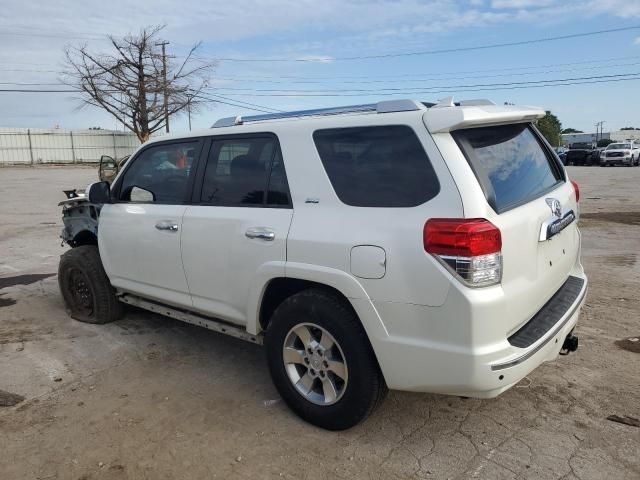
left=0, top=166, right=639, bottom=480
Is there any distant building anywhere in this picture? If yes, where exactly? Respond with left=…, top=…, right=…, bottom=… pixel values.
left=561, top=130, right=640, bottom=146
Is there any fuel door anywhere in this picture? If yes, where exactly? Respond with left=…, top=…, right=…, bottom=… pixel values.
left=350, top=245, right=386, bottom=279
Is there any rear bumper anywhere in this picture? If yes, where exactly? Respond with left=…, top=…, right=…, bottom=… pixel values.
left=366, top=273, right=587, bottom=397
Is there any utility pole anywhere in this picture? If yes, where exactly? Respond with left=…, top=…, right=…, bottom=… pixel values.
left=187, top=94, right=192, bottom=131
left=155, top=41, right=170, bottom=133
left=594, top=121, right=605, bottom=145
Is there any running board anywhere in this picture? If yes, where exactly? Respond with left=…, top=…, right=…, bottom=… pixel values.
left=119, top=294, right=263, bottom=345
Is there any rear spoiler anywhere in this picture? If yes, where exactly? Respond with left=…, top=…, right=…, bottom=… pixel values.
left=424, top=104, right=545, bottom=133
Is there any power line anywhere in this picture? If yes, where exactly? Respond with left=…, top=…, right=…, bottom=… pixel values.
left=4, top=73, right=640, bottom=97
left=0, top=29, right=103, bottom=40
left=7, top=57, right=640, bottom=93
left=204, top=72, right=640, bottom=94
left=204, top=74, right=640, bottom=97
left=209, top=25, right=640, bottom=62
left=0, top=88, right=280, bottom=114
left=199, top=53, right=640, bottom=80
left=5, top=53, right=638, bottom=75
left=203, top=93, right=285, bottom=112
left=211, top=60, right=640, bottom=85
left=4, top=54, right=640, bottom=86
left=192, top=93, right=280, bottom=113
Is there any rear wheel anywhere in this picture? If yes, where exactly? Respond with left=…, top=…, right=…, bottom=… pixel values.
left=58, top=245, right=123, bottom=324
left=265, top=289, right=387, bottom=430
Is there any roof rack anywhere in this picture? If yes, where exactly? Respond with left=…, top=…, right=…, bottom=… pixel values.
left=211, top=99, right=424, bottom=128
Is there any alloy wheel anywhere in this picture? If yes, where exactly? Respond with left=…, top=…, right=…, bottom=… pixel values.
left=282, top=323, right=348, bottom=405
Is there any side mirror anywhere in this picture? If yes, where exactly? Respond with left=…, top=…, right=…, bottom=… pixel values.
left=87, top=181, right=111, bottom=204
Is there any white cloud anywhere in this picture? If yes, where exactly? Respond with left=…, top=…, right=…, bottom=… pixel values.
left=585, top=0, right=640, bottom=18
left=635, top=37, right=640, bottom=45
left=491, top=0, right=556, bottom=8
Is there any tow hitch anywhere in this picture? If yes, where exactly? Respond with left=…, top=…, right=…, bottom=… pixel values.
left=560, top=332, right=579, bottom=355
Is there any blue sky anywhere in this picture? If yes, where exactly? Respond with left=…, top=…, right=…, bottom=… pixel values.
left=1, top=0, right=639, bottom=134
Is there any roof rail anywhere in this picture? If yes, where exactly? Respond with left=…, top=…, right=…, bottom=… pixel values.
left=211, top=99, right=423, bottom=128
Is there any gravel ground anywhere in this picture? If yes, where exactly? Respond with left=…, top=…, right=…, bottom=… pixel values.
left=0, top=165, right=638, bottom=480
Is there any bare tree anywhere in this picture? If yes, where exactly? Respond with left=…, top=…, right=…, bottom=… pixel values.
left=64, top=25, right=214, bottom=142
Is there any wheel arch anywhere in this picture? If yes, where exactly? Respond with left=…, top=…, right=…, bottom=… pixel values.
left=249, top=263, right=390, bottom=350
left=258, top=278, right=351, bottom=333
left=71, top=230, right=98, bottom=247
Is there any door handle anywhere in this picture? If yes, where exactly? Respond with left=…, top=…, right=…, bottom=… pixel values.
left=245, top=227, right=275, bottom=241
left=155, top=220, right=179, bottom=232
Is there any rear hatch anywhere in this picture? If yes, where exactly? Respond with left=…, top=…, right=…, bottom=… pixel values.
left=451, top=123, right=581, bottom=335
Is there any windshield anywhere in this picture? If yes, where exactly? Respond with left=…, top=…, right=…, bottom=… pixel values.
left=607, top=144, right=631, bottom=150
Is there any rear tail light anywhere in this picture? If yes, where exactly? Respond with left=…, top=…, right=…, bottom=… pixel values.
left=424, top=218, right=502, bottom=287
left=570, top=180, right=580, bottom=202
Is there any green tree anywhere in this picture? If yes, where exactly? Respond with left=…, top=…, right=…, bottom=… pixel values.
left=537, top=111, right=562, bottom=147
left=561, top=128, right=583, bottom=134
left=597, top=138, right=614, bottom=147
left=621, top=127, right=639, bottom=131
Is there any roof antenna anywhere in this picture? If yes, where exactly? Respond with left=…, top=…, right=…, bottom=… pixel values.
left=433, top=96, right=455, bottom=108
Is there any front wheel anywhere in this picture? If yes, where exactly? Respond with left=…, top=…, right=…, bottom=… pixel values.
left=58, top=245, right=123, bottom=324
left=265, top=289, right=387, bottom=430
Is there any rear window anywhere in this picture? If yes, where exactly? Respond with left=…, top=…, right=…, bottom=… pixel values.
left=453, top=124, right=563, bottom=213
left=313, top=125, right=440, bottom=207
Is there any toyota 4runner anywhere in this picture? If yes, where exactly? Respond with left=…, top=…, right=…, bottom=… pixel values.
left=58, top=98, right=587, bottom=430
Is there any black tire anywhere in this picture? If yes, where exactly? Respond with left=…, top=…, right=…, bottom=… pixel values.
left=265, top=288, right=387, bottom=430
left=58, top=245, right=123, bottom=324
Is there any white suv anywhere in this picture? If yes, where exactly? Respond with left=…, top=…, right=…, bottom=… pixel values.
left=600, top=141, right=640, bottom=166
left=58, top=98, right=587, bottom=430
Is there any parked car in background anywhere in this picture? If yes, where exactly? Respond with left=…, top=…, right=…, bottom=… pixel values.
left=600, top=142, right=640, bottom=167
left=565, top=143, right=598, bottom=166
left=555, top=147, right=568, bottom=163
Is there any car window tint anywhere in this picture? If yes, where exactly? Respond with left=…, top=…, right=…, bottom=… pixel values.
left=119, top=142, right=197, bottom=203
left=201, top=137, right=276, bottom=206
left=313, top=126, right=440, bottom=207
left=453, top=124, right=563, bottom=213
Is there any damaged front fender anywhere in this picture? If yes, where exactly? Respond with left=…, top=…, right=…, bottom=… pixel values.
left=59, top=193, right=101, bottom=247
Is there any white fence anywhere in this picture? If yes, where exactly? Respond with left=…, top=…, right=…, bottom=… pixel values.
left=0, top=128, right=140, bottom=165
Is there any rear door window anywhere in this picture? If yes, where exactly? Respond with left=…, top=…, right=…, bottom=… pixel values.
left=200, top=136, right=291, bottom=207
left=452, top=124, right=564, bottom=213
left=313, top=125, right=440, bottom=207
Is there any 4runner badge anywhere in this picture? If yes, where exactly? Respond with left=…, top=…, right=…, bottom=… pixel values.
left=546, top=198, right=562, bottom=218
left=540, top=198, right=575, bottom=241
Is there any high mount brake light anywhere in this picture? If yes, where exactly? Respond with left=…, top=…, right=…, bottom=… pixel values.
left=424, top=219, right=502, bottom=287
left=570, top=180, right=580, bottom=203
